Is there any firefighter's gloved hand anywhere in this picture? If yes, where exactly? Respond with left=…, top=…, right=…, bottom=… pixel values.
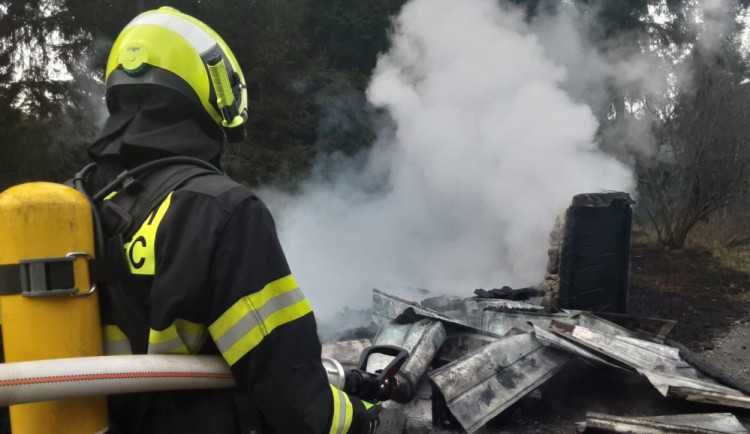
left=363, top=400, right=381, bottom=433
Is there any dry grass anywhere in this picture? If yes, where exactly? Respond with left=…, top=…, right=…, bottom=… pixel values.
left=630, top=235, right=750, bottom=311
left=688, top=220, right=750, bottom=300
left=687, top=217, right=750, bottom=248
left=709, top=246, right=750, bottom=275
left=632, top=218, right=750, bottom=286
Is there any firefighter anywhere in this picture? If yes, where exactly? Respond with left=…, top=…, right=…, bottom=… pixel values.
left=79, top=7, right=379, bottom=434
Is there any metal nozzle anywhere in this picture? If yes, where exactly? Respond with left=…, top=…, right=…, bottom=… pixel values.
left=322, top=357, right=346, bottom=390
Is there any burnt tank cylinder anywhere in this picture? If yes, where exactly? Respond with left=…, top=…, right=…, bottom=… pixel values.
left=0, top=183, right=108, bottom=434
left=367, top=318, right=446, bottom=403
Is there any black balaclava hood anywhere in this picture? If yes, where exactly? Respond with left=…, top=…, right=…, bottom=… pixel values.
left=87, top=85, right=224, bottom=170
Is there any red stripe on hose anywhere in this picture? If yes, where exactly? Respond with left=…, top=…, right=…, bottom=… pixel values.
left=0, top=372, right=234, bottom=387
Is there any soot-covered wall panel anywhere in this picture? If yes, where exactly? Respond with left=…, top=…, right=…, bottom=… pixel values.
left=545, top=192, right=633, bottom=313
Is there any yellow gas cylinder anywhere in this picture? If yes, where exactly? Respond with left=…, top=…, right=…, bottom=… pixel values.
left=0, top=182, right=108, bottom=434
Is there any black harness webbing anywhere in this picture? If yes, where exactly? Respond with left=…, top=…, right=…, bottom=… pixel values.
left=0, top=260, right=75, bottom=296
left=95, top=163, right=220, bottom=354
left=101, top=164, right=219, bottom=239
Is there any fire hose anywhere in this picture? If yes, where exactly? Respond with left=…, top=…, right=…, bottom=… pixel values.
left=0, top=345, right=410, bottom=407
left=0, top=355, right=235, bottom=406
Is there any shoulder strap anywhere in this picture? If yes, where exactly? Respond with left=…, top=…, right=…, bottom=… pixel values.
left=100, top=164, right=218, bottom=239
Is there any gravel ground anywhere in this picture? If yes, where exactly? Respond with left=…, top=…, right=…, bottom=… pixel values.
left=700, top=319, right=750, bottom=393
left=696, top=318, right=750, bottom=431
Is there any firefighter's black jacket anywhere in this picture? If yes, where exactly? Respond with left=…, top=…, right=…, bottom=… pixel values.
left=95, top=166, right=371, bottom=434
left=86, top=90, right=371, bottom=433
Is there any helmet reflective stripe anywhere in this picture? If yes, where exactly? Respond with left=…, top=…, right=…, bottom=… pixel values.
left=122, top=12, right=216, bottom=56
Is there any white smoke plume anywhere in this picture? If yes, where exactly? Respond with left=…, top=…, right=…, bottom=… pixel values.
left=531, top=4, right=670, bottom=161
left=261, top=0, right=634, bottom=319
left=698, top=0, right=741, bottom=51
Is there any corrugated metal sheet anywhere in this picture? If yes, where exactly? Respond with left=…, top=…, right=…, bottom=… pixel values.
left=589, top=312, right=677, bottom=343
left=532, top=324, right=626, bottom=371
left=481, top=309, right=580, bottom=336
left=548, top=321, right=687, bottom=374
left=641, top=371, right=750, bottom=410
left=372, top=288, right=469, bottom=328
left=579, top=412, right=748, bottom=433
left=429, top=333, right=569, bottom=433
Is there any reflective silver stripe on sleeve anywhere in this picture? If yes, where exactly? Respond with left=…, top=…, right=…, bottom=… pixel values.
left=213, top=287, right=306, bottom=354
left=103, top=325, right=133, bottom=355
left=178, top=327, right=208, bottom=353
left=147, top=338, right=187, bottom=354
left=334, top=388, right=347, bottom=434
left=148, top=320, right=207, bottom=355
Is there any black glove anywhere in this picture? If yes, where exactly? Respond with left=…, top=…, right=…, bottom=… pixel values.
left=362, top=400, right=381, bottom=434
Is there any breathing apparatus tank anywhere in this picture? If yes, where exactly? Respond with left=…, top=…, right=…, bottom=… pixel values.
left=0, top=182, right=108, bottom=434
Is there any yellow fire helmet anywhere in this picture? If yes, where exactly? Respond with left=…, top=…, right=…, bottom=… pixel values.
left=106, top=6, right=248, bottom=142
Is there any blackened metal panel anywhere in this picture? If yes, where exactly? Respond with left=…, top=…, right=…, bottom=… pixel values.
left=429, top=333, right=569, bottom=433
left=558, top=193, right=633, bottom=312
left=580, top=412, right=748, bottom=433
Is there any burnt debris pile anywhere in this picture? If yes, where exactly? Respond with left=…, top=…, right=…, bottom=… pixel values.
left=322, top=289, right=750, bottom=433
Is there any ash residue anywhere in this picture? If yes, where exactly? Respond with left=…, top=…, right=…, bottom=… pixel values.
left=474, top=286, right=545, bottom=301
